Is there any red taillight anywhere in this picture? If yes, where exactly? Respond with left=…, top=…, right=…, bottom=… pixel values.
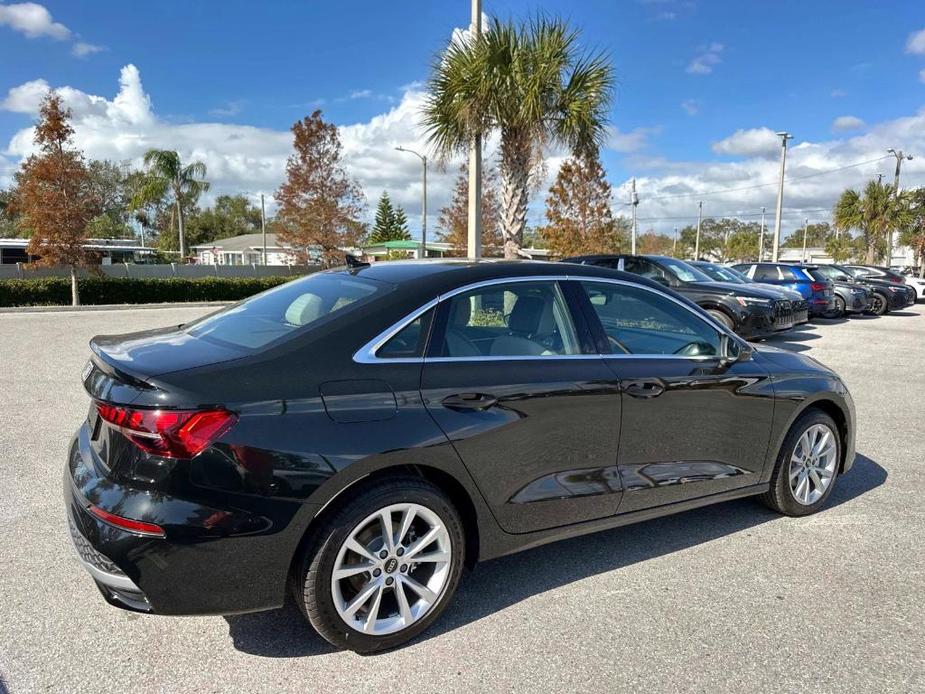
left=87, top=503, right=166, bottom=537
left=96, top=403, right=236, bottom=459
left=810, top=282, right=828, bottom=292
left=890, top=276, right=902, bottom=283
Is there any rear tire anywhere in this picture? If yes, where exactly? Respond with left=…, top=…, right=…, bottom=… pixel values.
left=825, top=295, right=845, bottom=319
left=297, top=477, right=465, bottom=653
left=762, top=409, right=841, bottom=517
left=706, top=308, right=736, bottom=332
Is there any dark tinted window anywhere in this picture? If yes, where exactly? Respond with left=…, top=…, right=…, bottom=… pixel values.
left=377, top=310, right=434, bottom=359
left=753, top=264, right=780, bottom=281
left=580, top=281, right=721, bottom=356
left=437, top=281, right=580, bottom=357
left=184, top=273, right=386, bottom=350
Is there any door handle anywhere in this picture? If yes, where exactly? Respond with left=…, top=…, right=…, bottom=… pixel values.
left=442, top=393, right=498, bottom=411
left=623, top=380, right=665, bottom=399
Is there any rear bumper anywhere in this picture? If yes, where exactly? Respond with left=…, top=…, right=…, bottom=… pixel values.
left=64, top=424, right=314, bottom=616
left=808, top=296, right=836, bottom=316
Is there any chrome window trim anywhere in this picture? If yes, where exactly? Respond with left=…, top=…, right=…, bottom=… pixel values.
left=352, top=274, right=739, bottom=364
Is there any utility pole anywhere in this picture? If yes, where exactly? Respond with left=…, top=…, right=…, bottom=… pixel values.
left=801, top=218, right=809, bottom=263
left=630, top=178, right=639, bottom=255
left=260, top=193, right=267, bottom=266
left=771, top=131, right=793, bottom=262
left=695, top=201, right=703, bottom=260
left=758, top=206, right=766, bottom=261
left=673, top=226, right=678, bottom=256
left=887, top=149, right=914, bottom=267
left=467, top=0, right=482, bottom=258
left=395, top=147, right=428, bottom=258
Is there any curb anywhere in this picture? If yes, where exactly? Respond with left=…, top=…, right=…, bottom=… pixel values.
left=0, top=301, right=230, bottom=315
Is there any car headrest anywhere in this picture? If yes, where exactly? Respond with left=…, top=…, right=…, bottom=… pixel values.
left=508, top=295, right=555, bottom=335
left=284, top=293, right=324, bottom=326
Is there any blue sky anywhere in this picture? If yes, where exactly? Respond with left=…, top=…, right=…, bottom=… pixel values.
left=2, top=0, right=925, bottom=237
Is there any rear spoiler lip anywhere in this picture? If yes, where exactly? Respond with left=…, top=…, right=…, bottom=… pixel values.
left=89, top=339, right=157, bottom=391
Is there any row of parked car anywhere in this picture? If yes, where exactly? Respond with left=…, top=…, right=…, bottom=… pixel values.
left=562, top=254, right=921, bottom=341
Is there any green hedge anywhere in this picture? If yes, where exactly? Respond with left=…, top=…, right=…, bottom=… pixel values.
left=0, top=276, right=297, bottom=307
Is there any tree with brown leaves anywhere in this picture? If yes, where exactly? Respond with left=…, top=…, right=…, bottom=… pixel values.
left=275, top=111, right=365, bottom=265
left=541, top=150, right=626, bottom=258
left=17, top=94, right=98, bottom=305
left=436, top=162, right=502, bottom=255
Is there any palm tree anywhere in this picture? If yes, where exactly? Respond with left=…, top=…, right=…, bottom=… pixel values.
left=422, top=16, right=614, bottom=258
left=833, top=180, right=913, bottom=264
left=131, top=150, right=209, bottom=259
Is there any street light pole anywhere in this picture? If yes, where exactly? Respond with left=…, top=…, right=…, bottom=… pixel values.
left=695, top=200, right=703, bottom=260
left=630, top=178, right=638, bottom=255
left=467, top=0, right=482, bottom=258
left=673, top=226, right=678, bottom=256
left=758, top=206, right=766, bottom=261
left=395, top=147, right=428, bottom=258
left=260, top=193, right=267, bottom=266
left=771, top=131, right=793, bottom=263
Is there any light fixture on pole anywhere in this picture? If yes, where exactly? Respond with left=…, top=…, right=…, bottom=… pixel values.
left=801, top=218, right=809, bottom=263
left=395, top=146, right=428, bottom=259
left=260, top=193, right=267, bottom=266
left=758, top=206, right=766, bottom=261
left=771, top=131, right=793, bottom=263
left=673, top=226, right=678, bottom=256
left=886, top=149, right=913, bottom=265
left=695, top=201, right=703, bottom=260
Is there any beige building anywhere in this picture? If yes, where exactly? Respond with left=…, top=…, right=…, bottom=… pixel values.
left=192, top=233, right=294, bottom=266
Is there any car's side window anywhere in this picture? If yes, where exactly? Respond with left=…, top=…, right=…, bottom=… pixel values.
left=376, top=309, right=434, bottom=359
left=753, top=264, right=780, bottom=281
left=580, top=281, right=722, bottom=357
left=435, top=281, right=581, bottom=358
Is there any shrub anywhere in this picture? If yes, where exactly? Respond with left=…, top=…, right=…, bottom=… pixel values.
left=0, top=276, right=297, bottom=308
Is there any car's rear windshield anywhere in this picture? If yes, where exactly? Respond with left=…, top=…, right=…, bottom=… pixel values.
left=183, top=272, right=390, bottom=350
left=658, top=257, right=712, bottom=283
left=697, top=263, right=744, bottom=283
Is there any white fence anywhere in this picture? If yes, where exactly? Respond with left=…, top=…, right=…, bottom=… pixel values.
left=0, top=263, right=319, bottom=280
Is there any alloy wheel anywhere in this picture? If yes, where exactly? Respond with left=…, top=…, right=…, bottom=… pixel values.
left=788, top=423, right=837, bottom=505
left=331, top=503, right=452, bottom=636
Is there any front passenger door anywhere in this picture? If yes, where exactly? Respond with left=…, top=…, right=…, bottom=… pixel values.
left=575, top=279, right=775, bottom=513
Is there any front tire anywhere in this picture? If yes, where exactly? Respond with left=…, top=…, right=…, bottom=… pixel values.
left=297, top=477, right=464, bottom=653
left=706, top=308, right=736, bottom=332
left=869, top=292, right=889, bottom=315
left=762, top=409, right=841, bottom=516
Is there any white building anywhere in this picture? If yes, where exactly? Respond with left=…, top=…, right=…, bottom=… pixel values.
left=191, top=233, right=294, bottom=266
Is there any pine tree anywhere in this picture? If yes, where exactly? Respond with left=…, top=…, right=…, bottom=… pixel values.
left=436, top=162, right=502, bottom=255
left=275, top=110, right=365, bottom=265
left=370, top=191, right=411, bottom=243
left=541, top=149, right=625, bottom=258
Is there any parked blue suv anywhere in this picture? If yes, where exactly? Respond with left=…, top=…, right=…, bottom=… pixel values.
left=731, top=262, right=835, bottom=317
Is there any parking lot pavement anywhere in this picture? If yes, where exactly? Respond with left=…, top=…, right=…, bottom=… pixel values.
left=1, top=304, right=923, bottom=693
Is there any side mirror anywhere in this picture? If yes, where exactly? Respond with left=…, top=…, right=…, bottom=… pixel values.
left=836, top=275, right=850, bottom=282
left=721, top=335, right=753, bottom=364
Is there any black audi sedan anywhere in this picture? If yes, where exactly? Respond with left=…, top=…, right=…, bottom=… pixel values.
left=688, top=260, right=810, bottom=325
left=562, top=254, right=794, bottom=338
left=66, top=260, right=855, bottom=653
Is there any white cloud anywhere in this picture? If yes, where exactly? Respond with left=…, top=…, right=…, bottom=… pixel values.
left=906, top=28, right=925, bottom=55
left=832, top=115, right=865, bottom=132
left=72, top=41, right=105, bottom=58
left=680, top=99, right=699, bottom=116
left=0, top=65, right=464, bottom=231
left=349, top=89, right=373, bottom=99
left=606, top=126, right=659, bottom=153
left=209, top=100, right=243, bottom=117
left=0, top=2, right=69, bottom=39
left=686, top=42, right=723, bottom=75
left=830, top=88, right=847, bottom=98
left=711, top=127, right=780, bottom=157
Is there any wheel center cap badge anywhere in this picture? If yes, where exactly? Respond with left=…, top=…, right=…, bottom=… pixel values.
left=384, top=558, right=398, bottom=574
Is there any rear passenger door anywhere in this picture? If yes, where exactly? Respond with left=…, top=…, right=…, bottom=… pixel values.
left=574, top=279, right=775, bottom=513
left=420, top=278, right=625, bottom=534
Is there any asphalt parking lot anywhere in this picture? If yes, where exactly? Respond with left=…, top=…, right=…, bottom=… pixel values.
left=1, top=304, right=923, bottom=693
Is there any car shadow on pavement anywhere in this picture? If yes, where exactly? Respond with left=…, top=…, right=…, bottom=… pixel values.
left=224, top=454, right=885, bottom=658
left=762, top=326, right=822, bottom=352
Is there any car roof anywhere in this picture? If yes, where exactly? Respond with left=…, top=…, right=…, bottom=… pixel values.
left=320, top=258, right=657, bottom=295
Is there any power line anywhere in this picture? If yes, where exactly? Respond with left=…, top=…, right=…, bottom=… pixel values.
left=633, top=208, right=830, bottom=222
left=623, top=155, right=892, bottom=202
